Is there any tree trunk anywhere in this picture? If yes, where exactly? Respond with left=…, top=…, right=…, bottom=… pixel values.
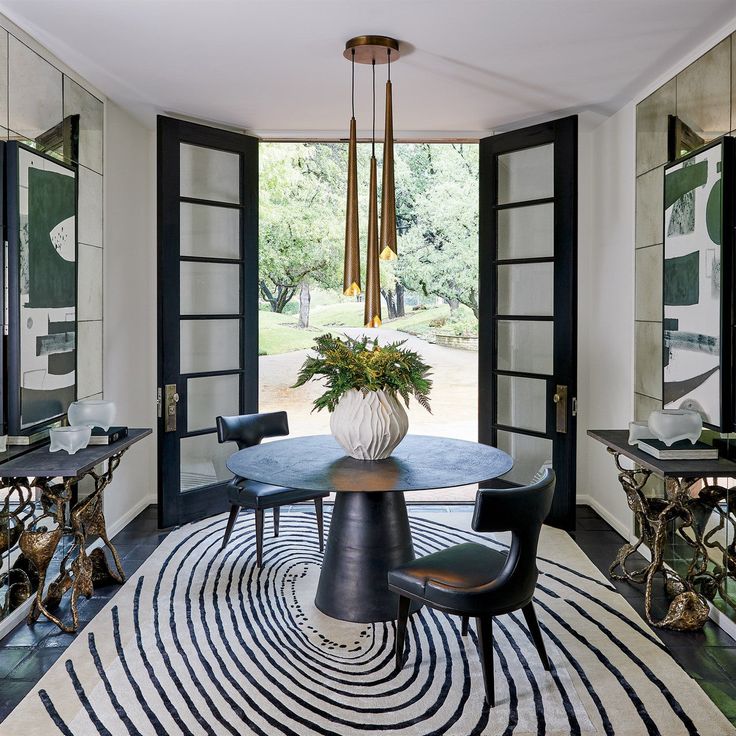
left=260, top=280, right=297, bottom=313
left=395, top=283, right=406, bottom=318
left=297, top=281, right=311, bottom=329
left=381, top=288, right=397, bottom=319
left=446, top=297, right=460, bottom=313
left=275, top=285, right=296, bottom=313
left=467, top=287, right=479, bottom=320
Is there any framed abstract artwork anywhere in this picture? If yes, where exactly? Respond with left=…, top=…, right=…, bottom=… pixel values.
left=5, top=142, right=78, bottom=436
left=662, top=136, right=735, bottom=431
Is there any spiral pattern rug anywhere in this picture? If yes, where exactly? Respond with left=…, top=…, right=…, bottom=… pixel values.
left=4, top=510, right=734, bottom=736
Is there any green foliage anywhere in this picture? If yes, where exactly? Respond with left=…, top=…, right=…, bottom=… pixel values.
left=292, top=333, right=432, bottom=413
left=259, top=142, right=479, bottom=324
left=442, top=305, right=479, bottom=336
left=259, top=144, right=348, bottom=312
left=394, top=144, right=480, bottom=319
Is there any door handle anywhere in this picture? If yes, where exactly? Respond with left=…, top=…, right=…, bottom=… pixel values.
left=553, top=384, right=567, bottom=434
left=164, top=384, right=179, bottom=433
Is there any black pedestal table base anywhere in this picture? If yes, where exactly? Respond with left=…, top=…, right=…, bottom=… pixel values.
left=316, top=491, right=416, bottom=622
left=225, top=435, right=513, bottom=624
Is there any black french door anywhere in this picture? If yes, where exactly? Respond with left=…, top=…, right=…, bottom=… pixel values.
left=479, top=116, right=578, bottom=529
left=157, top=116, right=258, bottom=528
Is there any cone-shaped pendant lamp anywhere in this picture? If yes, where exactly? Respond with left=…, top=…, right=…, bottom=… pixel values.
left=342, top=35, right=400, bottom=325
left=364, top=60, right=382, bottom=328
left=343, top=51, right=360, bottom=296
left=365, top=153, right=381, bottom=327
left=380, top=51, right=397, bottom=261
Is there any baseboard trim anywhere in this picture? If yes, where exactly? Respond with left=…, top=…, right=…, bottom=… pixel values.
left=0, top=494, right=157, bottom=642
left=576, top=494, right=632, bottom=540
left=106, top=494, right=157, bottom=538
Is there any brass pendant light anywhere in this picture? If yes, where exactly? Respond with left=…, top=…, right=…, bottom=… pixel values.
left=342, top=36, right=400, bottom=326
left=343, top=50, right=360, bottom=296
left=380, top=50, right=397, bottom=260
left=364, top=60, right=382, bottom=328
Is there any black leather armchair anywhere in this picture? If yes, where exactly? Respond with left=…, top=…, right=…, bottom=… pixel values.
left=216, top=412, right=328, bottom=566
left=388, top=469, right=555, bottom=707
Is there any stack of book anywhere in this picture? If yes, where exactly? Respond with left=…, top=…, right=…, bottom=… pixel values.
left=637, top=438, right=718, bottom=460
left=89, top=426, right=129, bottom=446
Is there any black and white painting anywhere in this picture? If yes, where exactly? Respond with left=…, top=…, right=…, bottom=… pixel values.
left=663, top=140, right=728, bottom=428
left=7, top=143, right=77, bottom=434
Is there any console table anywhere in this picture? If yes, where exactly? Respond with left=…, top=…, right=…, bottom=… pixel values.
left=589, top=429, right=736, bottom=631
left=1, top=428, right=151, bottom=633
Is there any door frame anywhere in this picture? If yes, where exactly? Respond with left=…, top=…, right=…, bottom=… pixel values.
left=478, top=115, right=578, bottom=529
left=157, top=115, right=259, bottom=528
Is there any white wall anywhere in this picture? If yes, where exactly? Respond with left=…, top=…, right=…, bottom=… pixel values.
left=102, top=101, right=157, bottom=531
left=577, top=103, right=637, bottom=538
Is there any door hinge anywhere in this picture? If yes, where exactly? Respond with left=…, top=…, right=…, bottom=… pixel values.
left=157, top=387, right=162, bottom=419
left=572, top=397, right=577, bottom=417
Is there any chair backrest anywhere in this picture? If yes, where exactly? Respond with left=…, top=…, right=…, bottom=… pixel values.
left=471, top=468, right=555, bottom=606
left=216, top=412, right=289, bottom=450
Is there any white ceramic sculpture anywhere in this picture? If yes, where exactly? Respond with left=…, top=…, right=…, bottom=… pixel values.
left=330, top=388, right=409, bottom=460
left=67, top=400, right=116, bottom=431
left=49, top=426, right=92, bottom=455
left=628, top=421, right=656, bottom=445
left=647, top=409, right=703, bottom=446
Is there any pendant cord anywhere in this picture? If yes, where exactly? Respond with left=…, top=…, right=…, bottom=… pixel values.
left=387, top=48, right=391, bottom=82
left=371, top=59, right=376, bottom=158
left=351, top=49, right=355, bottom=118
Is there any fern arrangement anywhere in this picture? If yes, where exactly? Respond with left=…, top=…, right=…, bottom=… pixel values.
left=293, top=333, right=432, bottom=413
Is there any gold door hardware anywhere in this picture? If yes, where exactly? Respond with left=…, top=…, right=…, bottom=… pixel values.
left=164, top=384, right=179, bottom=433
left=553, top=384, right=568, bottom=434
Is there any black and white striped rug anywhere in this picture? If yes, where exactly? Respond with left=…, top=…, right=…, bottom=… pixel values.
left=5, top=511, right=733, bottom=735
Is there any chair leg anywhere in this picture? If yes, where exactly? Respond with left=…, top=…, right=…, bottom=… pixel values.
left=395, top=595, right=411, bottom=670
left=221, top=505, right=240, bottom=550
left=461, top=615, right=469, bottom=637
left=476, top=616, right=494, bottom=707
left=314, top=497, right=324, bottom=552
left=255, top=509, right=264, bottom=567
left=522, top=602, right=550, bottom=671
left=273, top=507, right=280, bottom=537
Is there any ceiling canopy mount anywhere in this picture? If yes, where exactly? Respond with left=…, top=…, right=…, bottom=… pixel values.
left=343, top=36, right=400, bottom=64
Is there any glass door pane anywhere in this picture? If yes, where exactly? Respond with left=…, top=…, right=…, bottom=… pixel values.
left=180, top=143, right=240, bottom=203
left=497, top=430, right=553, bottom=485
left=497, top=144, right=554, bottom=204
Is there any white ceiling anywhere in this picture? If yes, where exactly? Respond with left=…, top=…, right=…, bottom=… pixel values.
left=1, top=0, right=735, bottom=138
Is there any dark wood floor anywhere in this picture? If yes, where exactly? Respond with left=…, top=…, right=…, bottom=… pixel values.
left=0, top=504, right=734, bottom=725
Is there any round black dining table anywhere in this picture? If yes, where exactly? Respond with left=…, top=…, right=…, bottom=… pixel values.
left=226, top=434, right=513, bottom=623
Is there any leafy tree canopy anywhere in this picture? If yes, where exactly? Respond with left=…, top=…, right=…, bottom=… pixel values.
left=259, top=142, right=479, bottom=319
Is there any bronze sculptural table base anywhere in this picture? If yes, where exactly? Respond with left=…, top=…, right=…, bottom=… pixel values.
left=1, top=428, right=151, bottom=633
left=589, top=430, right=736, bottom=632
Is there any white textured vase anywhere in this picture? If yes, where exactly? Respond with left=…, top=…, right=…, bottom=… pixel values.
left=330, top=389, right=409, bottom=460
left=49, top=426, right=91, bottom=454
left=647, top=409, right=702, bottom=446
left=67, top=400, right=116, bottom=431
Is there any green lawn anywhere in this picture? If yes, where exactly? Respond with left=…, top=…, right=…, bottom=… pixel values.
left=258, top=311, right=320, bottom=354
left=390, top=305, right=451, bottom=337
left=258, top=301, right=458, bottom=355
